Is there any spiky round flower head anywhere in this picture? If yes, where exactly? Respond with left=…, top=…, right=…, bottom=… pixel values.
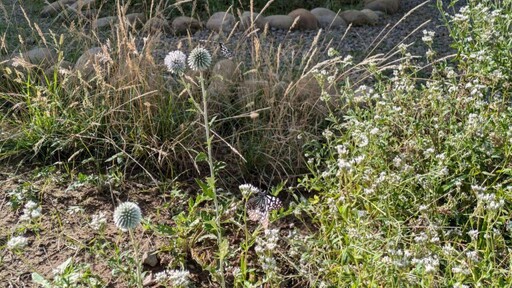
left=188, top=47, right=212, bottom=71
left=164, top=50, right=187, bottom=75
left=113, top=202, right=142, bottom=231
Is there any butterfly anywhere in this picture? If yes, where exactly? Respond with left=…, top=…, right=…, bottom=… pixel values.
left=218, top=42, right=234, bottom=59
left=246, top=191, right=282, bottom=228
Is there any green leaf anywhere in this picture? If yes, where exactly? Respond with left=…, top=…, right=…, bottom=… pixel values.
left=195, top=152, right=208, bottom=163
left=31, top=273, right=51, bottom=288
left=218, top=238, right=229, bottom=261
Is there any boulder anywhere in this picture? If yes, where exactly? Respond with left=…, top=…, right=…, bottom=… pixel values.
left=92, top=16, right=117, bottom=29
left=206, top=12, right=236, bottom=33
left=125, top=13, right=146, bottom=28
left=73, top=47, right=102, bottom=79
left=67, top=0, right=96, bottom=12
left=208, top=59, right=240, bottom=99
left=211, top=59, right=240, bottom=81
left=340, top=10, right=375, bottom=26
left=288, top=8, right=319, bottom=30
left=40, top=0, right=76, bottom=18
left=364, top=0, right=400, bottom=14
left=143, top=17, right=171, bottom=34
left=310, top=7, right=346, bottom=29
left=172, top=16, right=202, bottom=35
left=265, top=15, right=294, bottom=30
left=239, top=11, right=267, bottom=31
left=23, top=47, right=58, bottom=68
left=360, top=9, right=379, bottom=25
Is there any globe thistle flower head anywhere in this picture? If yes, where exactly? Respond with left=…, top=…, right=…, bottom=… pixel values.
left=114, top=202, right=142, bottom=231
left=188, top=46, right=212, bottom=71
left=164, top=50, right=187, bottom=75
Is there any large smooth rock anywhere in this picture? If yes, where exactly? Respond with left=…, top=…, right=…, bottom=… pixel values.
left=340, top=10, right=375, bottom=26
left=143, top=17, right=171, bottom=34
left=206, top=12, right=236, bottom=33
left=365, top=0, right=400, bottom=14
left=73, top=47, right=102, bottom=79
left=361, top=9, right=379, bottom=25
left=92, top=16, right=117, bottom=29
left=125, top=13, right=146, bottom=28
left=265, top=15, right=294, bottom=30
left=208, top=59, right=240, bottom=97
left=40, top=0, right=76, bottom=18
left=23, top=47, right=58, bottom=68
left=310, top=7, right=346, bottom=29
left=288, top=8, right=319, bottom=30
left=211, top=59, right=240, bottom=81
left=239, top=11, right=267, bottom=30
left=67, top=0, right=96, bottom=12
left=172, top=16, right=201, bottom=35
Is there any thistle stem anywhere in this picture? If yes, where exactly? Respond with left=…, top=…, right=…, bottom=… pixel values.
left=199, top=71, right=226, bottom=288
left=129, top=229, right=143, bottom=288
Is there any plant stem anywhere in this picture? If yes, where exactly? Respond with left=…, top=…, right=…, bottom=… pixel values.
left=199, top=71, right=226, bottom=288
left=129, top=229, right=143, bottom=288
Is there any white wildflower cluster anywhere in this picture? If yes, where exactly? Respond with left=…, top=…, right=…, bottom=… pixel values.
left=451, top=263, right=471, bottom=276
left=467, top=229, right=479, bottom=240
left=7, top=235, right=28, bottom=251
left=421, top=30, right=435, bottom=45
left=411, top=254, right=439, bottom=273
left=384, top=249, right=413, bottom=268
left=154, top=269, right=191, bottom=287
left=20, top=200, right=42, bottom=221
left=476, top=192, right=504, bottom=210
left=327, top=47, right=339, bottom=57
left=7, top=186, right=30, bottom=208
left=355, top=133, right=369, bottom=148
left=450, top=6, right=470, bottom=23
left=67, top=206, right=84, bottom=215
left=255, top=229, right=280, bottom=278
left=90, top=212, right=107, bottom=231
left=239, top=183, right=261, bottom=197
left=466, top=250, right=479, bottom=262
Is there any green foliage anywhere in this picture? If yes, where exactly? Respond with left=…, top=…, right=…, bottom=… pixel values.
left=286, top=0, right=512, bottom=286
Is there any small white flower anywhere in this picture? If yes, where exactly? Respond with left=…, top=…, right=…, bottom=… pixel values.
left=327, top=47, right=339, bottom=57
left=239, top=184, right=261, bottom=197
left=90, top=212, right=107, bottom=231
left=7, top=236, right=28, bottom=251
left=356, top=134, right=368, bottom=148
left=67, top=206, right=84, bottom=215
left=467, top=229, right=479, bottom=240
left=20, top=200, right=42, bottom=221
left=154, top=269, right=190, bottom=286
